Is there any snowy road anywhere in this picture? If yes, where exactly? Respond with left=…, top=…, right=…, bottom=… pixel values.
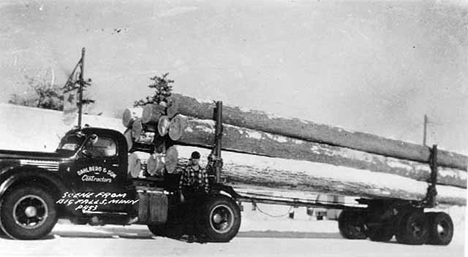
left=0, top=224, right=464, bottom=257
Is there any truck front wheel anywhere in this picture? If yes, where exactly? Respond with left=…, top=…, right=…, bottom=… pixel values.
left=0, top=186, right=58, bottom=240
left=198, top=195, right=241, bottom=242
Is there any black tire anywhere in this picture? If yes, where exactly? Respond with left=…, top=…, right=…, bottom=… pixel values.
left=198, top=195, right=241, bottom=242
left=0, top=186, right=58, bottom=240
left=147, top=224, right=165, bottom=237
left=368, top=223, right=394, bottom=242
left=148, top=207, right=186, bottom=239
left=395, top=209, right=428, bottom=245
left=426, top=212, right=453, bottom=245
left=338, top=210, right=367, bottom=240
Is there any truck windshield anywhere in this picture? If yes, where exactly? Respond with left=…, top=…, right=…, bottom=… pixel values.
left=57, top=133, right=86, bottom=152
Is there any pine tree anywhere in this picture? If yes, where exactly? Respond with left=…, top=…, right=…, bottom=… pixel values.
left=134, top=73, right=174, bottom=107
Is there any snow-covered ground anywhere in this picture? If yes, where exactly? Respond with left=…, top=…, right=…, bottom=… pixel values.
left=0, top=202, right=464, bottom=257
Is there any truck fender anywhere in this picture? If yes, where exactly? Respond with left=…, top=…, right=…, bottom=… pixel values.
left=210, top=184, right=241, bottom=200
left=0, top=167, right=68, bottom=200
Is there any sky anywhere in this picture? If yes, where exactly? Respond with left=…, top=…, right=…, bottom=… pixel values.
left=0, top=0, right=467, bottom=154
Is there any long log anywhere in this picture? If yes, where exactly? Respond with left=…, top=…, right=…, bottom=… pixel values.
left=167, top=93, right=468, bottom=170
left=128, top=151, right=150, bottom=178
left=131, top=119, right=157, bottom=144
left=142, top=104, right=166, bottom=125
left=147, top=153, right=165, bottom=177
left=171, top=145, right=466, bottom=206
left=168, top=115, right=466, bottom=188
left=122, top=107, right=143, bottom=128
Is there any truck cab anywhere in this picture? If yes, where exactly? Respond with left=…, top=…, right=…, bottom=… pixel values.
left=58, top=128, right=134, bottom=212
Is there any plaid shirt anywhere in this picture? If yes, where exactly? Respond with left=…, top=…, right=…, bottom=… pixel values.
left=179, top=164, right=209, bottom=193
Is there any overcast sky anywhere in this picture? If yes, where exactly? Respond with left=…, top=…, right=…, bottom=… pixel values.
left=0, top=0, right=467, bottom=154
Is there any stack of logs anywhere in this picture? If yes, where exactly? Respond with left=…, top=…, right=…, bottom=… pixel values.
left=123, top=93, right=467, bottom=205
left=122, top=102, right=176, bottom=179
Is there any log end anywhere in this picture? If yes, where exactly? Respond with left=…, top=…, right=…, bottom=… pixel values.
left=123, top=129, right=133, bottom=151
left=158, top=116, right=171, bottom=137
left=142, top=104, right=165, bottom=124
left=128, top=151, right=150, bottom=178
left=165, top=146, right=179, bottom=174
left=147, top=153, right=165, bottom=177
left=122, top=107, right=143, bottom=128
left=168, top=115, right=187, bottom=141
left=132, top=118, right=143, bottom=140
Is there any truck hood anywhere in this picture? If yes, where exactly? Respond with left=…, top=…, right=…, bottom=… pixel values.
left=0, top=149, right=73, bottom=161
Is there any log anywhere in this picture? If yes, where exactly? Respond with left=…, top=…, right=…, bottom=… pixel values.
left=132, top=119, right=157, bottom=144
left=157, top=116, right=171, bottom=137
left=168, top=115, right=187, bottom=141
left=123, top=129, right=133, bottom=151
left=168, top=115, right=466, bottom=188
left=142, top=104, right=166, bottom=125
left=164, top=146, right=179, bottom=174
left=122, top=107, right=143, bottom=128
left=171, top=145, right=466, bottom=206
left=167, top=93, right=468, bottom=170
left=128, top=151, right=150, bottom=178
left=166, top=98, right=179, bottom=118
left=147, top=153, right=165, bottom=177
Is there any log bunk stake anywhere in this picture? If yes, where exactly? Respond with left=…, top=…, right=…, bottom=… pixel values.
left=421, top=145, right=439, bottom=208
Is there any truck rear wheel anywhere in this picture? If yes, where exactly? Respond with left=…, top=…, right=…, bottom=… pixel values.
left=0, top=186, right=57, bottom=240
left=426, top=212, right=453, bottom=245
left=338, top=210, right=367, bottom=239
left=368, top=223, right=393, bottom=242
left=395, top=209, right=428, bottom=245
left=148, top=206, right=185, bottom=239
left=198, top=195, right=241, bottom=242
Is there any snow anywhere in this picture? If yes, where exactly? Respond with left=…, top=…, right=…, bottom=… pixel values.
left=0, top=104, right=124, bottom=152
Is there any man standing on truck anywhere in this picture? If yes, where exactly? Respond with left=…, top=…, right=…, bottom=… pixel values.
left=179, top=151, right=209, bottom=243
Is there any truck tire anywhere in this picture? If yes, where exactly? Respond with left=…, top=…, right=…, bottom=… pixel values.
left=147, top=224, right=165, bottom=237
left=0, top=186, right=57, bottom=240
left=338, top=210, right=367, bottom=239
left=426, top=212, right=453, bottom=245
left=148, top=211, right=185, bottom=239
left=395, top=209, right=428, bottom=245
left=368, top=224, right=393, bottom=242
left=198, top=195, right=241, bottom=242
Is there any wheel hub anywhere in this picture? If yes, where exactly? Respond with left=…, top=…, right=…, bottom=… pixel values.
left=13, top=195, right=48, bottom=229
left=210, top=204, right=234, bottom=233
left=437, top=223, right=447, bottom=235
left=213, top=213, right=223, bottom=223
left=24, top=206, right=37, bottom=218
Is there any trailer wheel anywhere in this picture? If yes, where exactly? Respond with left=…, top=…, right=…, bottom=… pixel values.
left=368, top=224, right=393, bottom=242
left=198, top=195, right=241, bottom=242
left=0, top=186, right=57, bottom=240
left=426, top=212, right=453, bottom=245
left=338, top=210, right=367, bottom=239
left=395, top=209, right=428, bottom=245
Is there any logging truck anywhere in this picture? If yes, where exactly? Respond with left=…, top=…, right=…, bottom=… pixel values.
left=0, top=101, right=460, bottom=246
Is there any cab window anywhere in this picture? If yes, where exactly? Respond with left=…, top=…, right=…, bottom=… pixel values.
left=83, top=135, right=117, bottom=157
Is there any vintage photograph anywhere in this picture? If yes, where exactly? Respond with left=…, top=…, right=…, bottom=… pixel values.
left=0, top=0, right=466, bottom=256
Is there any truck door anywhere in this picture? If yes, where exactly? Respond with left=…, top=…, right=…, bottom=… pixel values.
left=71, top=133, right=133, bottom=212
